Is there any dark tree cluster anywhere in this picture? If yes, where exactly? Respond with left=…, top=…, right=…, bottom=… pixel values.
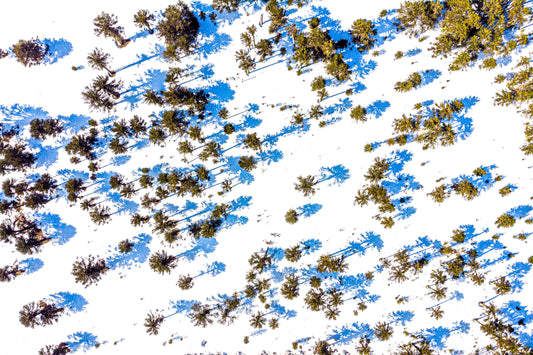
left=157, top=2, right=200, bottom=61
left=0, top=214, right=50, bottom=255
left=12, top=38, right=48, bottom=66
left=0, top=126, right=36, bottom=175
left=71, top=255, right=108, bottom=287
left=394, top=72, right=422, bottom=92
left=82, top=75, right=123, bottom=112
left=29, top=118, right=63, bottom=140
left=19, top=300, right=64, bottom=328
left=389, top=99, right=465, bottom=149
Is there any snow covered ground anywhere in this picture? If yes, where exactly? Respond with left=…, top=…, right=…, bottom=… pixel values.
left=1, top=0, right=532, bottom=353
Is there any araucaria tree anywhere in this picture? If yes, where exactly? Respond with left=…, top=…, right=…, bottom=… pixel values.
left=144, top=311, right=165, bottom=335
left=19, top=300, right=64, bottom=328
left=71, top=255, right=108, bottom=287
left=134, top=10, right=156, bottom=34
left=157, top=2, right=200, bottom=61
left=212, top=0, right=240, bottom=14
left=149, top=250, right=177, bottom=274
left=12, top=38, right=48, bottom=66
left=93, top=12, right=128, bottom=47
left=350, top=19, right=377, bottom=52
left=295, top=175, right=317, bottom=197
left=87, top=48, right=115, bottom=76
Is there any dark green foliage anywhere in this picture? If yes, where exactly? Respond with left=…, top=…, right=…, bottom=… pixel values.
left=212, top=0, right=240, bottom=13
left=294, top=175, right=317, bottom=196
left=235, top=49, right=256, bottom=75
left=149, top=250, right=177, bottom=274
left=397, top=0, right=442, bottom=37
left=89, top=205, right=111, bottom=225
left=238, top=156, right=257, bottom=172
left=266, top=0, right=287, bottom=33
left=0, top=262, right=24, bottom=282
left=428, top=184, right=450, bottom=203
left=118, top=239, right=134, bottom=253
left=65, top=131, right=98, bottom=161
left=223, top=123, right=236, bottom=135
left=0, top=143, right=36, bottom=175
left=157, top=2, right=200, bottom=60
left=326, top=53, right=351, bottom=82
left=65, top=178, right=85, bottom=202
left=350, top=105, right=367, bottom=121
left=87, top=47, right=115, bottom=76
left=38, top=343, right=70, bottom=355
left=12, top=38, right=48, bottom=66
left=93, top=12, right=127, bottom=46
left=394, top=72, right=422, bottom=92
left=451, top=179, right=479, bottom=200
left=144, top=311, right=164, bottom=335
left=29, top=118, right=63, bottom=140
left=243, top=132, right=262, bottom=152
left=285, top=244, right=302, bottom=262
left=249, top=250, right=273, bottom=272
left=148, top=127, right=167, bottom=146
left=189, top=303, right=214, bottom=327
left=281, top=273, right=300, bottom=299
left=285, top=209, right=299, bottom=224
left=72, top=255, right=108, bottom=287
left=250, top=311, right=266, bottom=329
left=350, top=19, right=377, bottom=51
left=317, top=254, right=347, bottom=273
left=134, top=9, right=156, bottom=34
left=256, top=39, right=273, bottom=62
left=19, top=300, right=63, bottom=328
left=111, top=118, right=132, bottom=138
left=373, top=321, right=393, bottom=341
left=311, top=76, right=326, bottom=91
left=178, top=275, right=194, bottom=290
left=199, top=141, right=221, bottom=163
left=495, top=213, right=515, bottom=228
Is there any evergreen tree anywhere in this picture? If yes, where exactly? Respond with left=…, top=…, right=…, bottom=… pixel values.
left=495, top=213, right=516, bottom=228
left=87, top=48, right=115, bottom=76
left=189, top=303, right=214, bottom=327
left=266, top=0, right=288, bottom=33
left=144, top=311, right=164, bottom=335
left=285, top=244, right=302, bottom=262
left=93, top=12, right=128, bottom=47
left=243, top=132, right=262, bottom=152
left=71, top=255, right=108, bottom=287
left=89, top=205, right=111, bottom=225
left=0, top=262, right=25, bottom=282
left=12, top=38, right=48, bottom=66
left=250, top=311, right=266, bottom=329
left=134, top=9, right=156, bottom=34
left=29, top=118, right=63, bottom=140
left=350, top=19, right=377, bottom=51
left=38, top=343, right=70, bottom=355
left=256, top=39, right=273, bottom=62
left=238, top=156, right=257, bottom=172
left=373, top=321, right=393, bottom=341
left=157, top=2, right=200, bottom=60
left=294, top=175, right=317, bottom=196
left=149, top=250, right=177, bottom=274
left=285, top=209, right=299, bottom=224
left=178, top=275, right=194, bottom=290
left=397, top=0, right=442, bottom=37
left=280, top=273, right=300, bottom=299
left=212, top=0, right=240, bottom=14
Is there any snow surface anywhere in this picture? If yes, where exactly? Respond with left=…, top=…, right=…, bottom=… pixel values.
left=1, top=0, right=532, bottom=354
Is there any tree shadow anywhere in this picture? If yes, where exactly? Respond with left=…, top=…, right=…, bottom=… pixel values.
left=38, top=213, right=77, bottom=246
left=366, top=100, right=390, bottom=118
left=34, top=145, right=59, bottom=168
left=108, top=192, right=139, bottom=216
left=420, top=69, right=442, bottom=86
left=50, top=292, right=88, bottom=313
left=111, top=155, right=132, bottom=166
left=301, top=238, right=322, bottom=254
left=258, top=149, right=284, bottom=165
left=60, top=114, right=92, bottom=133
left=506, top=205, right=533, bottom=219
left=297, top=203, right=322, bottom=218
left=388, top=310, right=414, bottom=326
left=107, top=233, right=152, bottom=270
left=66, top=332, right=100, bottom=352
left=177, top=237, right=218, bottom=261
left=0, top=104, right=51, bottom=129
left=405, top=48, right=422, bottom=57
left=42, top=38, right=73, bottom=64
left=19, top=258, right=44, bottom=274
left=328, top=322, right=372, bottom=345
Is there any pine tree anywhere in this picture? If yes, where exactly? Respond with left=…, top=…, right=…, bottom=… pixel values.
left=157, top=2, right=200, bottom=60
left=294, top=175, right=317, bottom=196
left=373, top=321, right=393, bottom=341
left=189, top=303, right=214, bottom=327
left=350, top=19, right=377, bottom=51
left=285, top=244, right=302, bottom=262
left=238, top=156, right=257, bottom=172
left=38, top=343, right=70, bottom=355
left=280, top=273, right=300, bottom=299
left=212, top=0, right=240, bottom=13
left=495, top=213, right=516, bottom=228
left=285, top=209, right=299, bottom=224
left=149, top=250, right=177, bottom=274
left=243, top=132, right=262, bottom=152
left=29, top=118, right=63, bottom=140
left=250, top=311, right=266, bottom=329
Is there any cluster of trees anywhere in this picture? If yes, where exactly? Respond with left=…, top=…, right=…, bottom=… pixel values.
left=0, top=125, right=36, bottom=175
left=235, top=25, right=275, bottom=74
left=380, top=249, right=428, bottom=284
left=354, top=157, right=396, bottom=228
left=0, top=261, right=25, bottom=282
left=394, top=72, right=422, bottom=92
left=397, top=0, right=530, bottom=70
left=29, top=118, right=63, bottom=140
left=427, top=167, right=492, bottom=203
left=494, top=57, right=533, bottom=155
left=38, top=343, right=70, bottom=355
left=2, top=173, right=58, bottom=213
left=0, top=214, right=51, bottom=255
left=19, top=299, right=64, bottom=328
left=11, top=38, right=48, bottom=66
left=388, top=99, right=465, bottom=149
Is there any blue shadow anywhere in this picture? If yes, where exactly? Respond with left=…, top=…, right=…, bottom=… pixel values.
left=319, top=164, right=350, bottom=185
left=107, top=233, right=152, bottom=270
left=38, top=213, right=77, bottom=245
left=298, top=203, right=323, bottom=218
left=366, top=100, right=390, bottom=118
left=66, top=332, right=99, bottom=352
left=50, top=292, right=88, bottom=313
left=43, top=38, right=73, bottom=64
left=420, top=69, right=441, bottom=86
left=19, top=258, right=44, bottom=274
left=35, top=145, right=59, bottom=168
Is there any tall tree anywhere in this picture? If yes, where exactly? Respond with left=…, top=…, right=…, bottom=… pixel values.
left=71, top=255, right=108, bottom=287
left=12, top=38, right=48, bottom=66
left=134, top=9, right=156, bottom=34
left=93, top=12, right=128, bottom=47
left=87, top=48, right=115, bottom=76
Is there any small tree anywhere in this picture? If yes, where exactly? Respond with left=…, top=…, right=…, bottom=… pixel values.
left=144, top=311, right=164, bottom=335
left=38, top=343, right=70, bottom=355
left=72, top=255, right=108, bottom=287
left=189, top=303, right=214, bottom=327
left=212, top=0, right=240, bottom=13
left=492, top=276, right=512, bottom=295
left=250, top=311, right=266, bottom=329
left=134, top=9, right=156, bottom=34
left=285, top=209, right=299, bottom=224
left=350, top=105, right=367, bottom=121
left=295, top=175, right=317, bottom=196
left=87, top=48, right=115, bottom=76
left=350, top=19, right=377, bottom=51
left=12, top=38, right=48, bottom=66
left=373, top=321, right=393, bottom=341
left=118, top=239, right=134, bottom=253
left=280, top=273, right=300, bottom=299
left=243, top=133, right=262, bottom=152
left=285, top=244, right=302, bottom=262
left=89, top=205, right=111, bottom=225
left=93, top=12, right=128, bottom=47
left=149, top=250, right=177, bottom=274
left=495, top=214, right=516, bottom=228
